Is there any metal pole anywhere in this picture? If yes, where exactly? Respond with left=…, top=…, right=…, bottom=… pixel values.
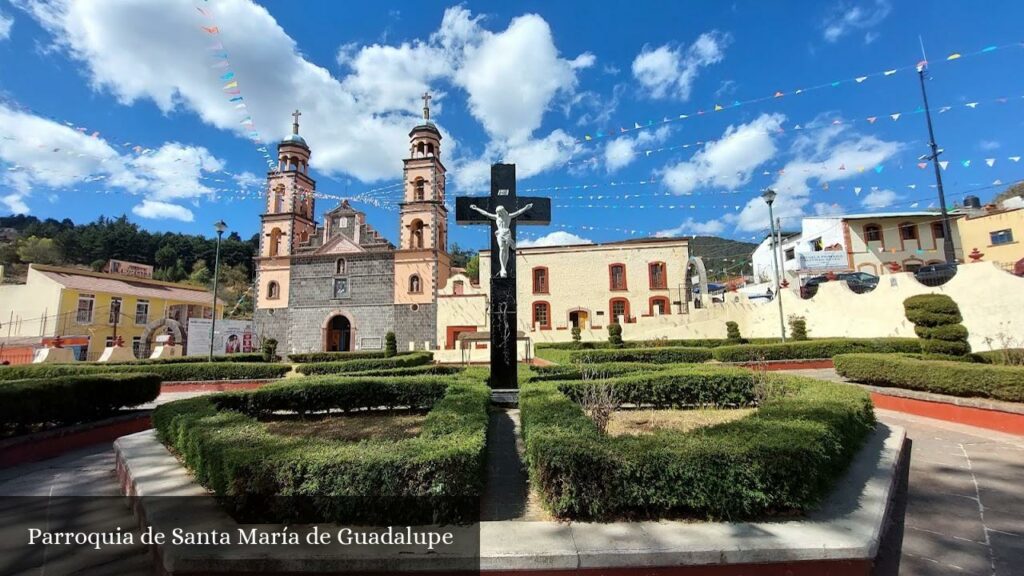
left=767, top=202, right=787, bottom=342
left=917, top=65, right=956, bottom=263
left=209, top=228, right=224, bottom=361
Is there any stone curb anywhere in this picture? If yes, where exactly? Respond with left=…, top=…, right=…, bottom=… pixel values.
left=115, top=423, right=905, bottom=573
left=856, top=383, right=1024, bottom=415
left=1, top=411, right=151, bottom=468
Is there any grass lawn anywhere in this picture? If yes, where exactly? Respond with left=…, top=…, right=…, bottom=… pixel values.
left=535, top=347, right=573, bottom=364
left=265, top=411, right=428, bottom=442
left=606, top=407, right=756, bottom=437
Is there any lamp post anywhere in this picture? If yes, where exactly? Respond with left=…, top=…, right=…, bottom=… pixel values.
left=209, top=220, right=227, bottom=361
left=761, top=189, right=786, bottom=342
left=916, top=61, right=956, bottom=263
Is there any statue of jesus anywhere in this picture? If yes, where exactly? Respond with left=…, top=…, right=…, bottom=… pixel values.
left=469, top=203, right=533, bottom=278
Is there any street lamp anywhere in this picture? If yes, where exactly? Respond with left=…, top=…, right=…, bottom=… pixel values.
left=209, top=220, right=228, bottom=361
left=761, top=189, right=786, bottom=342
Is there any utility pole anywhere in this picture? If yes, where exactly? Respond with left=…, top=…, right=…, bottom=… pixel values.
left=917, top=40, right=957, bottom=263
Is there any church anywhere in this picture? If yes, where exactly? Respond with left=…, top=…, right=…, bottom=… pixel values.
left=254, top=102, right=691, bottom=357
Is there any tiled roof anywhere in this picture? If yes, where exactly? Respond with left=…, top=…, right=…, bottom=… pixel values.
left=33, top=265, right=221, bottom=305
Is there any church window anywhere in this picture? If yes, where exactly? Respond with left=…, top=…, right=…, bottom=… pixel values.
left=416, top=142, right=425, bottom=157
left=335, top=258, right=346, bottom=275
left=272, top=186, right=284, bottom=213
left=409, top=274, right=422, bottom=294
left=414, top=178, right=426, bottom=201
left=532, top=267, right=548, bottom=294
left=609, top=264, right=627, bottom=291
left=409, top=220, right=424, bottom=249
left=268, top=228, right=283, bottom=257
left=267, top=281, right=280, bottom=300
left=426, top=143, right=435, bottom=156
left=648, top=262, right=666, bottom=289
left=533, top=302, right=551, bottom=329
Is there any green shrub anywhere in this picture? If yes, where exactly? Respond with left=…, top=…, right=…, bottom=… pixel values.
left=344, top=365, right=464, bottom=377
left=725, top=321, right=743, bottom=343
left=295, top=352, right=433, bottom=376
left=904, top=294, right=970, bottom=357
left=711, top=338, right=920, bottom=362
left=108, top=353, right=267, bottom=365
left=977, top=348, right=1024, bottom=366
left=571, top=325, right=582, bottom=343
left=261, top=338, right=278, bottom=362
left=536, top=338, right=782, bottom=351
left=0, top=373, right=161, bottom=431
left=520, top=371, right=874, bottom=520
left=558, top=365, right=757, bottom=408
left=385, top=332, right=397, bottom=357
left=835, top=353, right=1024, bottom=402
left=287, top=350, right=402, bottom=363
left=568, top=346, right=713, bottom=364
left=607, top=323, right=623, bottom=348
left=0, top=362, right=290, bottom=382
left=153, top=375, right=489, bottom=524
left=788, top=316, right=808, bottom=341
left=531, top=362, right=665, bottom=381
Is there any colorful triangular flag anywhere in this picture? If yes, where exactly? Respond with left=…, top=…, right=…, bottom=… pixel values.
left=855, top=76, right=867, bottom=83
left=714, top=104, right=724, bottom=111
left=1010, top=156, right=1021, bottom=162
left=965, top=102, right=978, bottom=108
left=883, top=69, right=897, bottom=76
left=854, top=187, right=862, bottom=195
left=890, top=113, right=901, bottom=121
left=917, top=162, right=927, bottom=169
left=962, top=160, right=971, bottom=167
left=947, top=53, right=961, bottom=60
left=866, top=116, right=877, bottom=124
left=985, top=158, right=995, bottom=167
left=939, top=161, right=949, bottom=170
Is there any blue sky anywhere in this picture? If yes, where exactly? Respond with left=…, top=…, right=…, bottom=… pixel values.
left=0, top=0, right=1022, bottom=251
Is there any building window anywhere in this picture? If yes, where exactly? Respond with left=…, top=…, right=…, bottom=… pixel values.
left=532, top=267, right=549, bottom=294
left=650, top=296, right=670, bottom=316
left=135, top=299, right=149, bottom=325
left=648, top=262, right=666, bottom=289
left=76, top=294, right=95, bottom=324
left=414, top=178, right=425, bottom=201
left=609, top=298, right=630, bottom=323
left=267, top=281, right=281, bottom=300
left=332, top=278, right=348, bottom=299
left=991, top=229, right=1014, bottom=246
left=409, top=274, right=422, bottom=294
left=810, top=238, right=823, bottom=251
left=268, top=227, right=283, bottom=257
left=409, top=220, right=424, bottom=249
left=609, top=264, right=627, bottom=291
left=864, top=224, right=882, bottom=243
left=453, top=280, right=464, bottom=295
left=532, top=302, right=551, bottom=329
left=784, top=248, right=795, bottom=261
left=931, top=221, right=946, bottom=239
left=335, top=258, right=346, bottom=274
left=899, top=222, right=918, bottom=241
left=108, top=297, right=122, bottom=325
left=132, top=336, right=143, bottom=358
left=105, top=336, right=114, bottom=349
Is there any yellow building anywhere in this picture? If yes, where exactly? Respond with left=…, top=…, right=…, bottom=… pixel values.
left=956, top=207, right=1024, bottom=272
left=0, top=264, right=223, bottom=361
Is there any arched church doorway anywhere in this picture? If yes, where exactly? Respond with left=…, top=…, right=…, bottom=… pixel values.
left=325, top=314, right=352, bottom=352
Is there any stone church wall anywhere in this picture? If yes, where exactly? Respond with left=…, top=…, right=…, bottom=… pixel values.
left=254, top=308, right=290, bottom=355
left=395, top=303, right=438, bottom=351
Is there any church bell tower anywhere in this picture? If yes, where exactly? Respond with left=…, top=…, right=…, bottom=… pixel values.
left=393, top=93, right=451, bottom=349
left=255, top=110, right=317, bottom=310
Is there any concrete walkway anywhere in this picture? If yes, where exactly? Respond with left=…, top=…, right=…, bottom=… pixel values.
left=2, top=387, right=1021, bottom=575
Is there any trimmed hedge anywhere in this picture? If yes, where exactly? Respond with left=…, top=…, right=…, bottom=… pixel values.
left=344, top=365, right=464, bottom=377
left=977, top=349, right=1024, bottom=366
left=536, top=337, right=781, bottom=351
left=558, top=365, right=757, bottom=408
left=834, top=353, right=1024, bottom=402
left=710, top=338, right=921, bottom=362
left=531, top=362, right=663, bottom=382
left=0, top=362, right=290, bottom=382
left=568, top=346, right=713, bottom=364
left=520, top=370, right=874, bottom=520
left=0, top=373, right=161, bottom=431
left=153, top=374, right=489, bottom=524
left=287, top=350, right=411, bottom=364
left=295, top=352, right=433, bottom=375
left=108, top=353, right=268, bottom=365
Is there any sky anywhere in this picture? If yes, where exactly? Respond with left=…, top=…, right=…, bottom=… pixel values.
left=0, top=0, right=1022, bottom=251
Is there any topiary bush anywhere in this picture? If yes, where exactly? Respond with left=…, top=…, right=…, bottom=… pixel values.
left=835, top=353, right=1024, bottom=402
left=725, top=321, right=743, bottom=343
left=568, top=346, right=714, bottom=364
left=607, top=323, right=624, bottom=348
left=788, top=315, right=808, bottom=341
left=0, top=373, right=161, bottom=433
left=571, top=325, right=582, bottom=344
left=904, top=294, right=971, bottom=357
left=261, top=338, right=278, bottom=362
left=385, top=331, right=397, bottom=357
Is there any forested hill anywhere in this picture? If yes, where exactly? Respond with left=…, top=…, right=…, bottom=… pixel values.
left=687, top=235, right=758, bottom=279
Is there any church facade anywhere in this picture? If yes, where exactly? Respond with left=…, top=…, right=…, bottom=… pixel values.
left=254, top=107, right=450, bottom=355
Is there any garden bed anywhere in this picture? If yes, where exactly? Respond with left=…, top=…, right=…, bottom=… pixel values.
left=834, top=353, right=1024, bottom=403
left=520, top=366, right=875, bottom=521
left=152, top=372, right=489, bottom=524
left=293, top=351, right=434, bottom=376
left=0, top=361, right=291, bottom=382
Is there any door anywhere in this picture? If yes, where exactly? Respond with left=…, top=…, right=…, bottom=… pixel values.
left=569, top=310, right=589, bottom=329
left=326, top=315, right=351, bottom=352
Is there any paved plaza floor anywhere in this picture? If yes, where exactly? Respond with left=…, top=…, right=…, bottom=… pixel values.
left=1, top=384, right=1021, bottom=575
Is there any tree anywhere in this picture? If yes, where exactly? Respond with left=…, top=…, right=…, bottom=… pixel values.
left=465, top=255, right=480, bottom=282
left=154, top=244, right=177, bottom=269
left=16, top=236, right=63, bottom=265
left=188, top=260, right=212, bottom=287
left=385, top=332, right=397, bottom=357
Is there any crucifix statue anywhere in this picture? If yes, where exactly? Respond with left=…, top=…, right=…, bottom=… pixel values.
left=457, top=164, right=551, bottom=389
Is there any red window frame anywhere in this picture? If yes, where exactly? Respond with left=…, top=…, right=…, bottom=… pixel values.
left=608, top=263, right=628, bottom=291
left=609, top=297, right=631, bottom=323
left=649, top=296, right=670, bottom=316
left=532, top=301, right=552, bottom=329
left=532, top=266, right=549, bottom=294
left=648, top=261, right=667, bottom=290
left=863, top=223, right=884, bottom=248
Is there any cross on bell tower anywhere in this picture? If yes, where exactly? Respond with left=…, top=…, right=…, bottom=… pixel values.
left=291, top=109, right=301, bottom=134
left=422, top=92, right=431, bottom=121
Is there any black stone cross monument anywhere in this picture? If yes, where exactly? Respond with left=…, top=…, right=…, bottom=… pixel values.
left=456, top=164, right=551, bottom=389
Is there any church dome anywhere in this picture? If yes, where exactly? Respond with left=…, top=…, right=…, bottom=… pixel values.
left=281, top=133, right=307, bottom=146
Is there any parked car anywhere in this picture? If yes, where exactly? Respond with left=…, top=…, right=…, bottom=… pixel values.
left=799, top=275, right=828, bottom=298
left=836, top=272, right=879, bottom=294
left=914, top=262, right=958, bottom=286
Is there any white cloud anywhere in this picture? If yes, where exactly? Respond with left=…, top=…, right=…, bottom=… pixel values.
left=734, top=123, right=902, bottom=231
left=813, top=202, right=845, bottom=216
left=861, top=188, right=900, bottom=209
left=132, top=199, right=194, bottom=222
left=978, top=140, right=1001, bottom=151
left=631, top=31, right=730, bottom=100
left=518, top=231, right=592, bottom=248
left=0, top=11, right=13, bottom=41
left=822, top=1, right=891, bottom=43
left=2, top=194, right=28, bottom=214
left=604, top=125, right=670, bottom=173
left=661, top=113, right=784, bottom=195
left=656, top=217, right=727, bottom=237
left=340, top=41, right=451, bottom=114
left=451, top=130, right=578, bottom=190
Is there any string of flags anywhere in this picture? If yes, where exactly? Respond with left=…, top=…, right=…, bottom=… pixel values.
left=195, top=2, right=277, bottom=172
left=572, top=41, right=1021, bottom=144
left=567, top=93, right=1024, bottom=167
